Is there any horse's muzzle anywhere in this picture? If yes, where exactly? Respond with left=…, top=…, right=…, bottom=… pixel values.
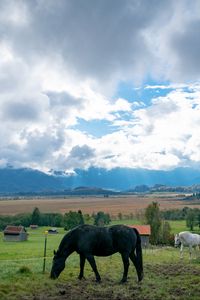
left=50, top=271, right=57, bottom=279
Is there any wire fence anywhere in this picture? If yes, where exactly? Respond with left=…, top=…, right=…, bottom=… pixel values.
left=0, top=256, right=53, bottom=262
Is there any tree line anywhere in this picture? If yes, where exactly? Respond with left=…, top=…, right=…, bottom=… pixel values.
left=1, top=203, right=199, bottom=246
left=161, top=206, right=200, bottom=230
left=0, top=207, right=111, bottom=231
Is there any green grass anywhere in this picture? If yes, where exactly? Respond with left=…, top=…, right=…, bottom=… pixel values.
left=112, top=217, right=192, bottom=235
left=169, top=220, right=200, bottom=234
left=169, top=220, right=187, bottom=233
left=111, top=218, right=141, bottom=226
left=1, top=223, right=200, bottom=299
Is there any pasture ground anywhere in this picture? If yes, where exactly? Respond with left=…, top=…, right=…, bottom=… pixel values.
left=1, top=225, right=200, bottom=299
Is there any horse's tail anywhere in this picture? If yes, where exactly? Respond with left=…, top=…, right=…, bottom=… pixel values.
left=133, top=228, right=143, bottom=281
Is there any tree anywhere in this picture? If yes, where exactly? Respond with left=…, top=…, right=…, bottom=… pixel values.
left=161, top=221, right=172, bottom=245
left=197, top=213, right=200, bottom=228
left=78, top=210, right=84, bottom=225
left=31, top=207, right=41, bottom=225
left=63, top=210, right=84, bottom=230
left=118, top=212, right=123, bottom=220
left=145, top=202, right=161, bottom=245
left=93, top=211, right=111, bottom=226
left=54, top=214, right=64, bottom=227
left=186, top=209, right=195, bottom=231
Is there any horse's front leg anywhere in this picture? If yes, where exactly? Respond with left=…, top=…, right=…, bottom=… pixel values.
left=120, top=253, right=130, bottom=283
left=78, top=254, right=86, bottom=280
left=85, top=254, right=101, bottom=282
left=180, top=244, right=183, bottom=259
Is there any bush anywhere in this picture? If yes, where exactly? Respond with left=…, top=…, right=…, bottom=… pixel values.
left=17, top=266, right=32, bottom=274
left=63, top=210, right=84, bottom=230
left=93, top=211, right=111, bottom=226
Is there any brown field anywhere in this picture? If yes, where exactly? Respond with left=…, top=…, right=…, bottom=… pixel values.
left=1, top=193, right=200, bottom=216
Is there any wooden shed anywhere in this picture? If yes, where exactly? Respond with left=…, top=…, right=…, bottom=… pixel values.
left=129, top=225, right=151, bottom=248
left=48, top=228, right=58, bottom=234
left=3, top=225, right=28, bottom=242
left=30, top=224, right=38, bottom=229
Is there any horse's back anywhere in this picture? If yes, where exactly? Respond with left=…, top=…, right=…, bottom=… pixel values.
left=72, top=225, right=114, bottom=256
left=179, top=231, right=200, bottom=246
left=109, top=225, right=138, bottom=250
left=71, top=224, right=138, bottom=256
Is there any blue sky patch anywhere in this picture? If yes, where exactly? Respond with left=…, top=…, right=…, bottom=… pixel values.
left=115, top=80, right=173, bottom=107
left=73, top=119, right=116, bottom=138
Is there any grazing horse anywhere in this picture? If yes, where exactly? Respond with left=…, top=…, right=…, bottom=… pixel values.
left=50, top=224, right=143, bottom=283
left=174, top=231, right=200, bottom=259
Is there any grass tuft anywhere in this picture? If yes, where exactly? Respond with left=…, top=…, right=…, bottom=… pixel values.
left=17, top=265, right=32, bottom=274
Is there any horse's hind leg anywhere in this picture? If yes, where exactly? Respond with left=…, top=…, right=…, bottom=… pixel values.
left=196, top=246, right=198, bottom=258
left=129, top=251, right=142, bottom=282
left=189, top=245, right=192, bottom=260
left=85, top=254, right=101, bottom=282
left=120, top=253, right=130, bottom=283
left=78, top=254, right=86, bottom=280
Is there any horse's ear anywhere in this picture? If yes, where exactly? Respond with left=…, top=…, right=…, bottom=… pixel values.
left=54, top=250, right=57, bottom=255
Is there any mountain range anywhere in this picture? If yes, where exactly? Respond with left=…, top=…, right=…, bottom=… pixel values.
left=1, top=166, right=200, bottom=195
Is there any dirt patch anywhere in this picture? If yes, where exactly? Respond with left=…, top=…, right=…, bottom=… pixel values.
left=0, top=195, right=196, bottom=216
left=146, top=262, right=200, bottom=277
left=19, top=263, right=200, bottom=300
left=20, top=283, right=126, bottom=300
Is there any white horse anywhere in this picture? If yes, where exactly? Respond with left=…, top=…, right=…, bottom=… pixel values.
left=174, top=231, right=200, bottom=259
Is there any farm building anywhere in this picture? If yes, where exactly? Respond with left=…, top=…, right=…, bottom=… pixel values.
left=48, top=228, right=58, bottom=234
left=3, top=225, right=28, bottom=242
left=129, top=225, right=151, bottom=248
left=30, top=224, right=38, bottom=229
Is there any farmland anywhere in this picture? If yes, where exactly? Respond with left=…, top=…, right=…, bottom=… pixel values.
left=1, top=194, right=200, bottom=299
left=1, top=225, right=200, bottom=300
left=1, top=193, right=200, bottom=216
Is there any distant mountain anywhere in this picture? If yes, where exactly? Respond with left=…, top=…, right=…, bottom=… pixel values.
left=66, top=186, right=119, bottom=196
left=0, top=167, right=67, bottom=194
left=70, top=167, right=200, bottom=190
left=1, top=166, right=200, bottom=195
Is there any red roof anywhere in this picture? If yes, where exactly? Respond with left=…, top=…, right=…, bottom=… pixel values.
left=129, top=225, right=151, bottom=235
left=4, top=225, right=25, bottom=234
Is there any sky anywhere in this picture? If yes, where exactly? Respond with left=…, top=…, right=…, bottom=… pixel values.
left=1, top=0, right=200, bottom=173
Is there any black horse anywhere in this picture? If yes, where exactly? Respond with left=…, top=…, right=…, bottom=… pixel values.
left=50, top=224, right=143, bottom=283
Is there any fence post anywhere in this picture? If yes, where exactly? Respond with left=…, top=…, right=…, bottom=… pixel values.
left=43, top=230, right=48, bottom=273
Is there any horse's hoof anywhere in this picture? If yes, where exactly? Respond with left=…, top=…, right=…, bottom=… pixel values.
left=138, top=279, right=143, bottom=284
left=138, top=273, right=144, bottom=282
left=120, top=279, right=127, bottom=284
left=95, top=278, right=101, bottom=283
left=78, top=276, right=86, bottom=280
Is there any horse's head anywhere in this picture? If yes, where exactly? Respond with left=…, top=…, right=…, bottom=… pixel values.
left=50, top=250, right=65, bottom=279
left=174, top=233, right=181, bottom=247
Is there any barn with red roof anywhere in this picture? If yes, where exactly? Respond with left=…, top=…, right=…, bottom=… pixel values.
left=3, top=225, right=28, bottom=242
left=129, top=225, right=151, bottom=247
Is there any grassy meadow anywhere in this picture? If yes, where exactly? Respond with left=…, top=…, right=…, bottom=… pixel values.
left=1, top=221, right=200, bottom=299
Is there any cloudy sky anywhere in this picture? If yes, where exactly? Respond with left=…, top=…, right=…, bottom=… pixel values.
left=1, top=0, right=200, bottom=173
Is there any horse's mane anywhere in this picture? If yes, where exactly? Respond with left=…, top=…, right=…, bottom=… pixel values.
left=57, top=229, right=74, bottom=255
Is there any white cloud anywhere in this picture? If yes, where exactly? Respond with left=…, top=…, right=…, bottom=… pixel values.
left=1, top=1, right=200, bottom=171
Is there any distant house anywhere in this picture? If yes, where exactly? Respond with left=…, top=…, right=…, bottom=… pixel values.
left=129, top=225, right=151, bottom=248
left=30, top=224, right=38, bottom=229
left=48, top=228, right=58, bottom=234
left=3, top=225, right=28, bottom=242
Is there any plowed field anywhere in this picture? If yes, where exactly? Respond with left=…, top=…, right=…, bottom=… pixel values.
left=0, top=194, right=199, bottom=216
